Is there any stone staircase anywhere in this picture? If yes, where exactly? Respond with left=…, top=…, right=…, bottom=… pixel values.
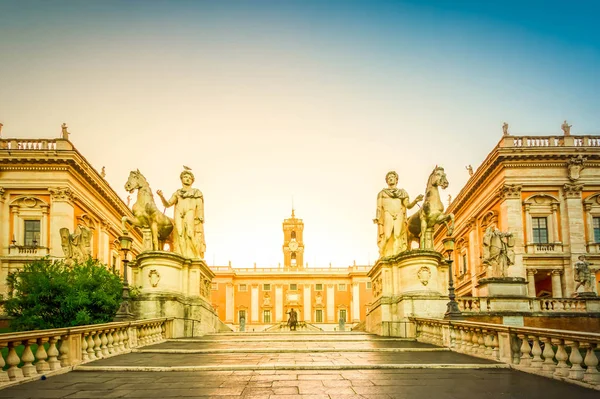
left=2, top=331, right=599, bottom=398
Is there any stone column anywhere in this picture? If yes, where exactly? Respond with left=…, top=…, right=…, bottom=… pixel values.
left=251, top=285, right=259, bottom=322
left=467, top=218, right=478, bottom=296
left=225, top=283, right=234, bottom=323
left=563, top=183, right=585, bottom=297
left=49, top=188, right=76, bottom=257
left=526, top=269, right=537, bottom=298
left=326, top=284, right=335, bottom=322
left=303, top=284, right=311, bottom=322
left=551, top=270, right=563, bottom=298
left=275, top=285, right=283, bottom=322
left=498, top=184, right=525, bottom=278
left=352, top=283, right=360, bottom=322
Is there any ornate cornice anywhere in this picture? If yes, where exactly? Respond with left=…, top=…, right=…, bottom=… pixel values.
left=563, top=183, right=584, bottom=199
left=49, top=187, right=76, bottom=202
left=497, top=184, right=522, bottom=200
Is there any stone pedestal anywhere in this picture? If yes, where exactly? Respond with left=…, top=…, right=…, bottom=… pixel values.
left=476, top=277, right=531, bottom=312
left=366, top=250, right=449, bottom=338
left=575, top=291, right=598, bottom=299
left=130, top=251, right=219, bottom=337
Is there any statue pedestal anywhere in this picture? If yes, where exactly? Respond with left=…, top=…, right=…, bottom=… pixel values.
left=476, top=277, right=530, bottom=312
left=575, top=291, right=598, bottom=299
left=366, top=251, right=449, bottom=337
left=129, top=251, right=219, bottom=337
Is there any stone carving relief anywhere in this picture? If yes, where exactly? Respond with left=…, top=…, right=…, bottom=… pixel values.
left=372, top=276, right=382, bottom=297
left=148, top=269, right=160, bottom=287
left=497, top=184, right=522, bottom=200
left=60, top=224, right=92, bottom=264
left=49, top=187, right=75, bottom=202
left=567, top=155, right=586, bottom=181
left=315, top=292, right=323, bottom=305
left=417, top=266, right=431, bottom=286
left=263, top=292, right=271, bottom=306
left=563, top=183, right=584, bottom=199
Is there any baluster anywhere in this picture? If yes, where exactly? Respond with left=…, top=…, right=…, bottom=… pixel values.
left=540, top=337, right=556, bottom=374
left=483, top=331, right=492, bottom=357
left=0, top=344, right=9, bottom=382
left=86, top=334, right=96, bottom=360
left=511, top=334, right=521, bottom=364
left=449, top=328, right=456, bottom=349
left=471, top=329, right=480, bottom=355
left=517, top=334, right=532, bottom=367
left=491, top=334, right=499, bottom=360
left=477, top=331, right=486, bottom=356
left=107, top=329, right=115, bottom=354
left=567, top=341, right=585, bottom=380
left=59, top=336, right=70, bottom=367
left=583, top=343, right=600, bottom=385
left=115, top=329, right=124, bottom=352
left=35, top=338, right=50, bottom=373
left=100, top=332, right=109, bottom=356
left=463, top=329, right=472, bottom=353
left=552, top=339, right=570, bottom=377
left=529, top=336, right=543, bottom=369
left=47, top=337, right=61, bottom=370
left=81, top=334, right=89, bottom=361
left=20, top=340, right=36, bottom=377
left=93, top=332, right=102, bottom=358
left=6, top=342, right=24, bottom=380
left=123, top=328, right=130, bottom=349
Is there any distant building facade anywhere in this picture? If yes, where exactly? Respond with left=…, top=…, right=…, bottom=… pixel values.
left=433, top=133, right=600, bottom=298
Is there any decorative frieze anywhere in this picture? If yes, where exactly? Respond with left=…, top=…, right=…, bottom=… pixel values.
left=49, top=187, right=75, bottom=202
left=497, top=184, right=522, bottom=200
left=563, top=183, right=583, bottom=199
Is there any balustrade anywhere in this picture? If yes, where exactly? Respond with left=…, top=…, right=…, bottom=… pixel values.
left=411, top=317, right=600, bottom=388
left=0, top=318, right=172, bottom=387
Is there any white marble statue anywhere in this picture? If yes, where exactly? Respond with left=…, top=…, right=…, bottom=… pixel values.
left=482, top=226, right=515, bottom=277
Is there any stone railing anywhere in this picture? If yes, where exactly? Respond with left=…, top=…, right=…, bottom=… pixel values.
left=501, top=135, right=600, bottom=149
left=456, top=297, right=596, bottom=313
left=0, top=318, right=172, bottom=387
left=411, top=317, right=600, bottom=389
left=0, top=139, right=58, bottom=151
left=526, top=243, right=564, bottom=254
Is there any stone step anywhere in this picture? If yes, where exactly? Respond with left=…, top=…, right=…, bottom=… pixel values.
left=134, top=347, right=451, bottom=354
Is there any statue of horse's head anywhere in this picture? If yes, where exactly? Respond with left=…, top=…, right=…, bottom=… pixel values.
left=124, top=169, right=147, bottom=193
left=428, top=166, right=449, bottom=190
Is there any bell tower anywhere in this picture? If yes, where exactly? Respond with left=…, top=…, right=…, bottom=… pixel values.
left=283, top=208, right=304, bottom=270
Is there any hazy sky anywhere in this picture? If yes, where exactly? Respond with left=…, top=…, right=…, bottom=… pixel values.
left=1, top=1, right=599, bottom=267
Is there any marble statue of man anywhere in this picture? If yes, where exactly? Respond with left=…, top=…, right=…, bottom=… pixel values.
left=157, top=167, right=206, bottom=259
left=561, top=120, right=572, bottom=136
left=574, top=255, right=593, bottom=293
left=374, top=171, right=423, bottom=257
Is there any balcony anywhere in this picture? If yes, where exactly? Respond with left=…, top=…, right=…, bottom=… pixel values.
left=586, top=242, right=600, bottom=254
left=7, top=245, right=50, bottom=257
left=526, top=242, right=564, bottom=254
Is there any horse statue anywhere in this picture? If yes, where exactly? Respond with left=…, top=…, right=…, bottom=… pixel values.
left=407, top=166, right=454, bottom=250
left=122, top=170, right=174, bottom=251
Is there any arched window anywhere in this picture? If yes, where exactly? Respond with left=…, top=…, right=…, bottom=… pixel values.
left=291, top=252, right=297, bottom=266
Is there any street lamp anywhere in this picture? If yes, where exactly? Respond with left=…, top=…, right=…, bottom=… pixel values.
left=114, top=232, right=134, bottom=321
left=443, top=236, right=462, bottom=320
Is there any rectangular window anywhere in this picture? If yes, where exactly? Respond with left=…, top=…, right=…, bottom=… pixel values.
left=24, top=220, right=41, bottom=246
left=263, top=283, right=271, bottom=291
left=315, top=283, right=323, bottom=291
left=339, top=309, right=347, bottom=322
left=239, top=284, right=247, bottom=292
left=532, top=217, right=549, bottom=244
left=366, top=282, right=372, bottom=289
left=462, top=254, right=468, bottom=275
left=315, top=309, right=323, bottom=323
left=338, top=283, right=346, bottom=291
left=594, top=217, right=600, bottom=242
left=289, top=283, right=297, bottom=291
left=212, top=283, right=218, bottom=290
left=263, top=310, right=271, bottom=323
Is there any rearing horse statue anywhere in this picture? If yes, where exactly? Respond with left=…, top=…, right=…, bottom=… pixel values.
left=122, top=170, right=174, bottom=251
left=407, top=166, right=454, bottom=250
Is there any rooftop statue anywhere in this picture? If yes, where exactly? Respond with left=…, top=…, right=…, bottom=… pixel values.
left=122, top=169, right=174, bottom=251
left=502, top=122, right=509, bottom=136
left=482, top=226, right=515, bottom=277
left=60, top=224, right=92, bottom=265
left=157, top=166, right=206, bottom=259
left=61, top=123, right=69, bottom=140
left=466, top=165, right=473, bottom=176
left=561, top=120, right=572, bottom=136
left=374, top=171, right=423, bottom=257
left=407, top=166, right=455, bottom=250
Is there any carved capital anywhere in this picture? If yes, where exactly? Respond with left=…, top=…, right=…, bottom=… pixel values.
left=563, top=183, right=583, bottom=199
left=498, top=184, right=522, bottom=200
left=467, top=217, right=477, bottom=230
left=49, top=187, right=75, bottom=202
left=526, top=269, right=537, bottom=276
left=0, top=187, right=5, bottom=202
left=550, top=269, right=563, bottom=276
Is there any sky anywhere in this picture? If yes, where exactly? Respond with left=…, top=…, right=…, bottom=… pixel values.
left=1, top=1, right=599, bottom=268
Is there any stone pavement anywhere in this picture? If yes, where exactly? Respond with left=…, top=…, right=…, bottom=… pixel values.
left=2, top=332, right=598, bottom=398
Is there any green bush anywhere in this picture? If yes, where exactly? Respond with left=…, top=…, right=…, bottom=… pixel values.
left=4, top=258, right=123, bottom=331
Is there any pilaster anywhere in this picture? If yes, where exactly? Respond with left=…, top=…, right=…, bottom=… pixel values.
left=49, top=187, right=76, bottom=257
left=498, top=184, right=525, bottom=278
left=563, top=183, right=585, bottom=297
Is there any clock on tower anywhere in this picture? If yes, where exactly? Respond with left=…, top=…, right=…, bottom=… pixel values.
left=282, top=208, right=304, bottom=270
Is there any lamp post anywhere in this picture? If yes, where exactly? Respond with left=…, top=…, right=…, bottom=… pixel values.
left=114, top=232, right=135, bottom=321
left=443, top=236, right=462, bottom=320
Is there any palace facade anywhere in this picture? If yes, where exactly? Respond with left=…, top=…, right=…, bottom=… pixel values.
left=433, top=133, right=600, bottom=298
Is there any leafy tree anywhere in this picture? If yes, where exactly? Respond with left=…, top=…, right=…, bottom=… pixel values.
left=4, top=258, right=123, bottom=331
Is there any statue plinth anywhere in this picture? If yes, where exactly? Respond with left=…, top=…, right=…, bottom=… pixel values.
left=129, top=251, right=218, bottom=337
left=575, top=291, right=598, bottom=299
left=366, top=250, right=449, bottom=337
left=477, top=277, right=528, bottom=297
